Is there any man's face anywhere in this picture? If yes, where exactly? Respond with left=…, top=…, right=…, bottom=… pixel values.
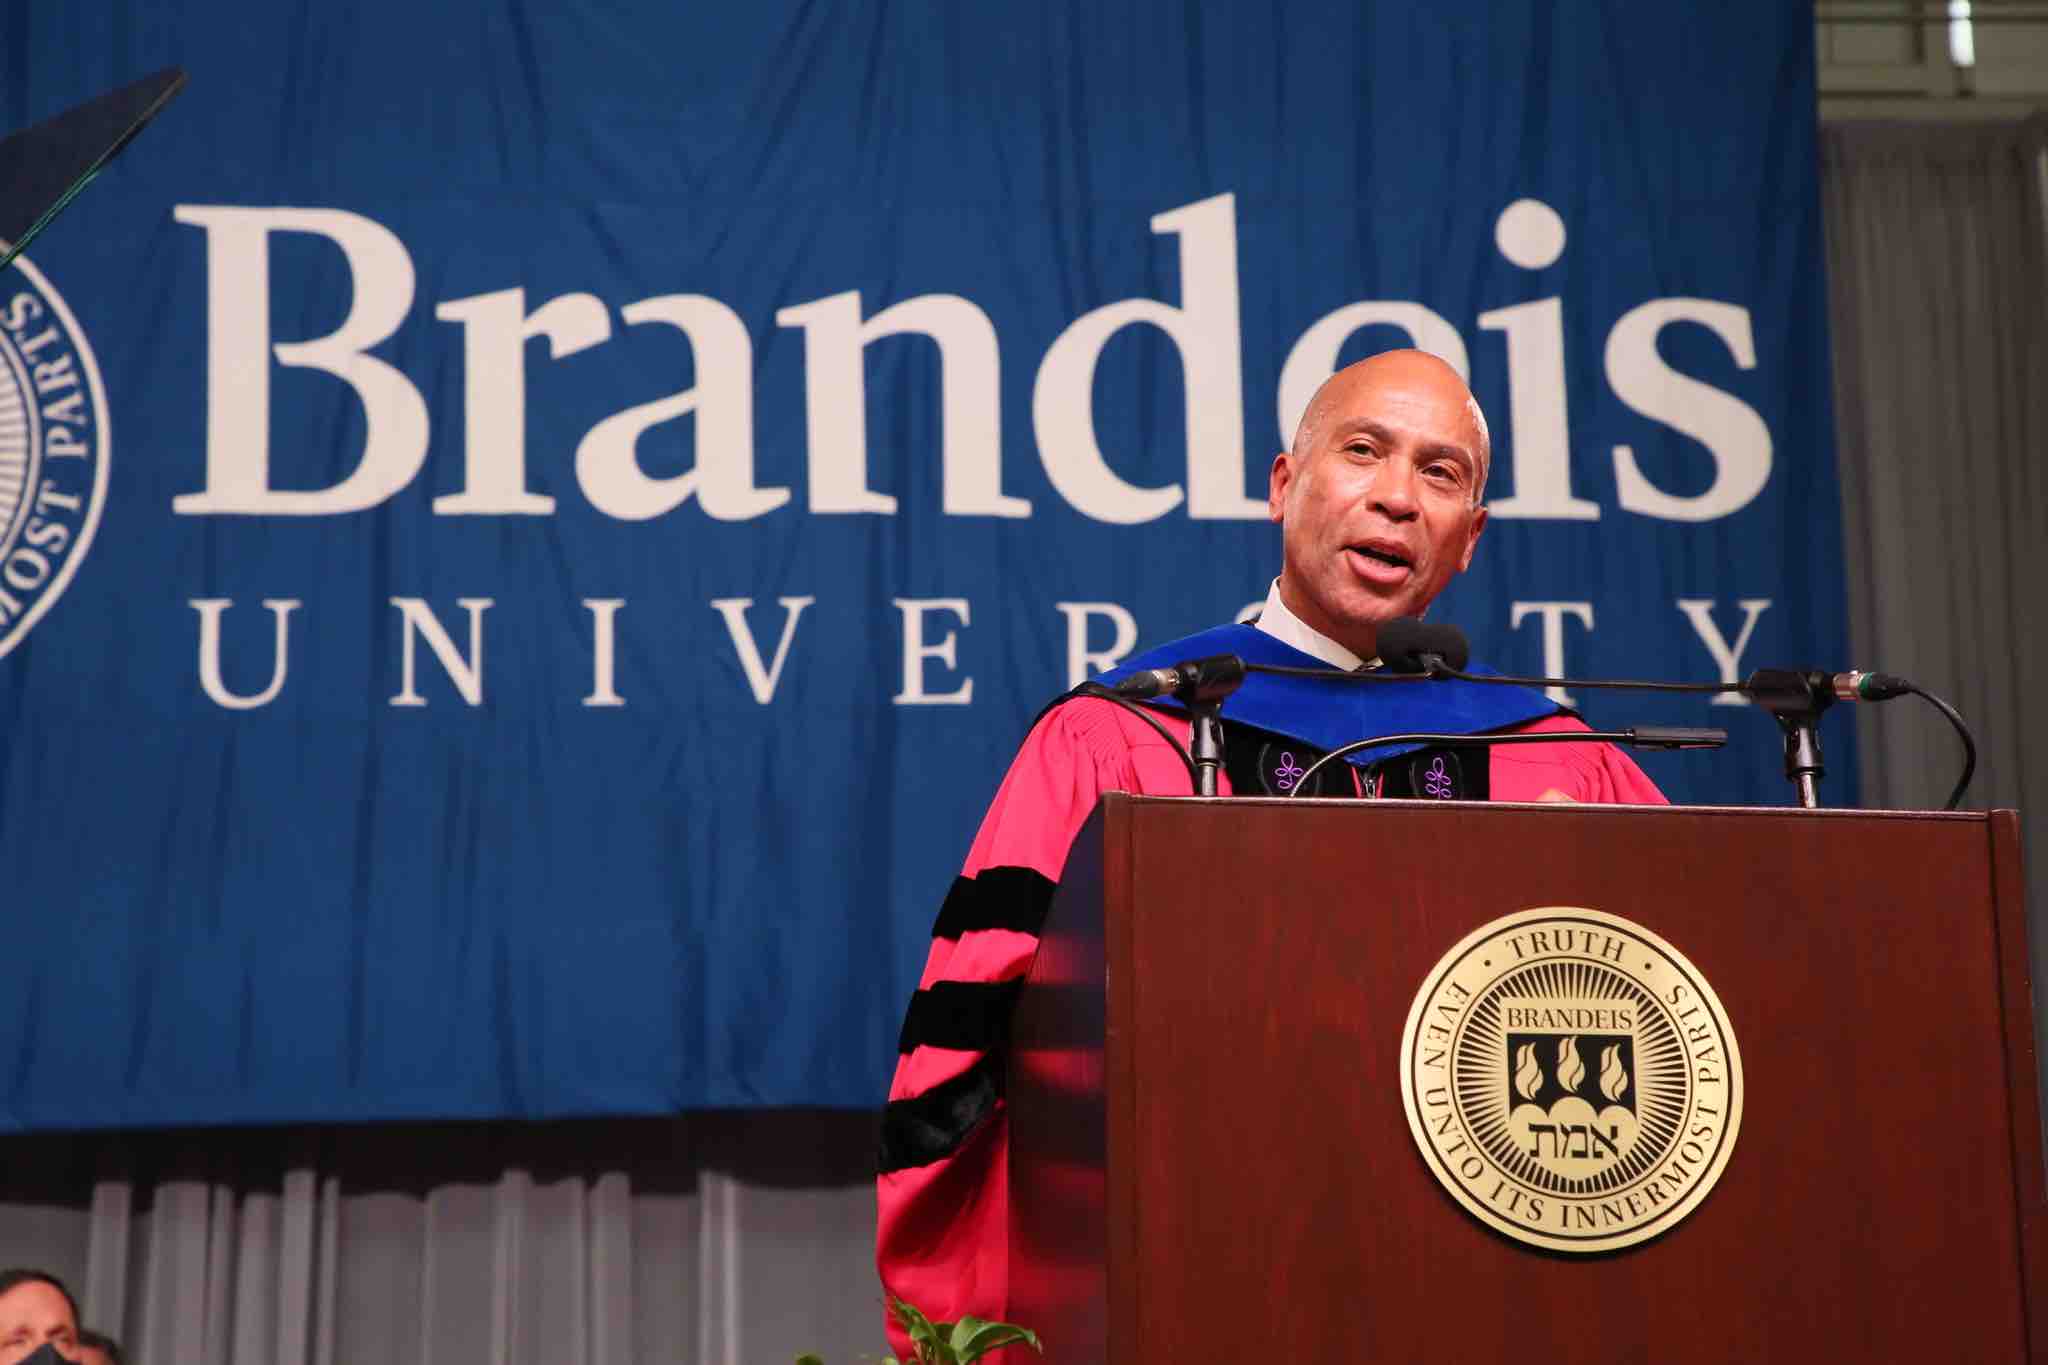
left=1268, top=352, right=1489, bottom=659
left=0, top=1282, right=79, bottom=1365
left=72, top=1348, right=110, bottom=1365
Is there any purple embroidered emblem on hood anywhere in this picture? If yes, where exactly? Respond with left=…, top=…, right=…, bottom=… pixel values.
left=1423, top=755, right=1455, bottom=799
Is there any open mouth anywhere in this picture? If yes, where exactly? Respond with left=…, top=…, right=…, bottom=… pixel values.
left=1350, top=544, right=1412, bottom=571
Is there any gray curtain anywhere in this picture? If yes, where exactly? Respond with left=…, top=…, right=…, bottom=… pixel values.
left=1821, top=118, right=2048, bottom=1107
left=0, top=1115, right=882, bottom=1364
left=6, top=116, right=2048, bottom=1365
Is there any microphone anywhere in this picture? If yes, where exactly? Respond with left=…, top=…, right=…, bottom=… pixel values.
left=1103, top=653, right=1247, bottom=797
left=1375, top=617, right=1469, bottom=674
left=1108, top=653, right=1247, bottom=703
left=1748, top=668, right=1912, bottom=706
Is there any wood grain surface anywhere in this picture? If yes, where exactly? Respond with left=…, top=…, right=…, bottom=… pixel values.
left=1009, top=796, right=2045, bottom=1363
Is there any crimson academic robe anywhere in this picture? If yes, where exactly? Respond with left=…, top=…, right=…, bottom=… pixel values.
left=875, top=673, right=1666, bottom=1351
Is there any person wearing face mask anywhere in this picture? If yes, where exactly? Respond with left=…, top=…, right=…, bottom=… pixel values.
left=0, top=1270, right=81, bottom=1365
left=874, top=351, right=1668, bottom=1354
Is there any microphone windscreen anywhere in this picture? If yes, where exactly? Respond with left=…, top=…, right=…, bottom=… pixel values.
left=1377, top=617, right=1470, bottom=673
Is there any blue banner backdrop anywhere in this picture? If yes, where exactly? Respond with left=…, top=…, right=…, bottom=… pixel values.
left=0, top=2, right=1843, bottom=1129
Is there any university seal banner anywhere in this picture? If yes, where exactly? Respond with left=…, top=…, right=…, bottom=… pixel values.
left=0, top=2, right=1843, bottom=1128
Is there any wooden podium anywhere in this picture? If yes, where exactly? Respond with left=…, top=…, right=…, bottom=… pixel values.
left=1007, top=796, right=2046, bottom=1362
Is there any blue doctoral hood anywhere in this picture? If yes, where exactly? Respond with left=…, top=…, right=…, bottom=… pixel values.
left=1097, top=623, right=1565, bottom=766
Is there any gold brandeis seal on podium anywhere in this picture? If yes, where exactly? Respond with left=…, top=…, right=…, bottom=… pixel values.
left=1400, top=907, right=1744, bottom=1253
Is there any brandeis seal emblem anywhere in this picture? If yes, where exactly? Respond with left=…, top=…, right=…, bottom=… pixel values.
left=0, top=247, right=110, bottom=660
left=1399, top=907, right=1743, bottom=1253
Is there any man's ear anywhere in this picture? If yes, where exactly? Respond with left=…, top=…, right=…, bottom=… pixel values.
left=1267, top=452, right=1293, bottom=524
left=1456, top=504, right=1489, bottom=571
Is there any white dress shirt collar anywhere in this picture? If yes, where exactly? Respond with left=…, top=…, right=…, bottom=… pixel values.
left=1252, top=578, right=1377, bottom=672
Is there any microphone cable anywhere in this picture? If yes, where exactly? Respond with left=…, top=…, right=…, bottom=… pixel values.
left=1902, top=682, right=1978, bottom=811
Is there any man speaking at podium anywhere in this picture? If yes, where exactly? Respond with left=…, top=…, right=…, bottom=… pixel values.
left=875, top=350, right=1666, bottom=1339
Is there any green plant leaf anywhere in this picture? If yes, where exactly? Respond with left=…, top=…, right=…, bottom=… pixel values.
left=795, top=1356, right=826, bottom=1365
left=889, top=1296, right=948, bottom=1359
left=952, top=1320, right=1042, bottom=1362
left=948, top=1315, right=986, bottom=1354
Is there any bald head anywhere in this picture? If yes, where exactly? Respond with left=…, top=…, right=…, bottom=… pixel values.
left=1290, top=351, right=1491, bottom=502
left=1266, top=348, right=1493, bottom=659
